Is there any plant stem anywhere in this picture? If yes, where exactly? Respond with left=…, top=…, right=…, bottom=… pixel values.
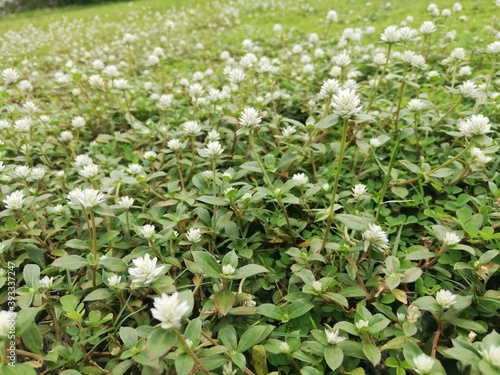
left=175, top=330, right=210, bottom=375
left=367, top=43, right=392, bottom=112
left=433, top=97, right=462, bottom=128
left=319, top=117, right=350, bottom=254
left=389, top=141, right=473, bottom=187
left=375, top=128, right=402, bottom=222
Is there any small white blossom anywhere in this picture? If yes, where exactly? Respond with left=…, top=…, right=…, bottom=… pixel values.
left=128, top=253, right=165, bottom=286
left=355, top=320, right=369, bottom=331
left=435, top=289, right=457, bottom=309
left=39, top=276, right=53, bottom=289
left=199, top=141, right=224, bottom=158
left=420, top=21, right=436, bottom=35
left=139, top=224, right=156, bottom=240
left=222, top=264, right=236, bottom=276
left=442, top=232, right=461, bottom=247
left=71, top=116, right=85, bottom=129
left=279, top=341, right=291, bottom=353
left=79, top=164, right=99, bottom=179
left=407, top=99, right=425, bottom=112
left=381, top=25, right=401, bottom=43
left=470, top=148, right=493, bottom=166
left=183, top=121, right=202, bottom=135
left=0, top=310, right=16, bottom=339
left=458, top=114, right=491, bottom=137
left=327, top=10, right=338, bottom=23
left=186, top=228, right=202, bottom=243
left=413, top=354, right=435, bottom=375
left=67, top=188, right=106, bottom=209
left=362, top=224, right=389, bottom=252
left=331, top=89, right=362, bottom=118
left=118, top=196, right=134, bottom=209
left=480, top=345, right=500, bottom=368
left=107, top=275, right=122, bottom=287
left=14, top=165, right=32, bottom=179
left=369, top=137, right=382, bottom=148
left=239, top=107, right=262, bottom=127
left=4, top=190, right=26, bottom=211
left=407, top=305, right=421, bottom=323
left=352, top=184, right=367, bottom=200
left=292, top=173, right=309, bottom=186
left=167, top=138, right=184, bottom=151
left=325, top=328, right=346, bottom=345
left=2, top=68, right=19, bottom=85
left=126, top=164, right=143, bottom=175
left=151, top=292, right=191, bottom=329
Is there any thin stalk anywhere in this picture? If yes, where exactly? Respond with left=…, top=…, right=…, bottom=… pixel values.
left=390, top=141, right=474, bottom=187
left=175, top=330, right=210, bottom=375
left=175, top=153, right=185, bottom=190
left=485, top=55, right=497, bottom=92
left=393, top=64, right=409, bottom=126
left=249, top=129, right=295, bottom=244
left=318, top=117, right=350, bottom=254
left=375, top=129, right=403, bottom=222
left=367, top=43, right=392, bottom=112
left=433, top=96, right=462, bottom=128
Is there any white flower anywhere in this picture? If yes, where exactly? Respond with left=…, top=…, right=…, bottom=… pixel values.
left=88, top=74, right=105, bottom=89
left=14, top=165, right=31, bottom=179
left=292, top=173, right=308, bottom=186
left=369, top=137, right=382, bottom=148
left=79, top=164, right=99, bottom=179
left=458, top=114, right=491, bottom=137
left=332, top=52, right=351, bottom=67
left=30, top=167, right=46, bottom=181
left=59, top=131, right=73, bottom=142
left=3, top=190, right=25, bottom=210
left=186, top=228, right=202, bottom=243
left=139, top=224, right=156, bottom=240
left=71, top=116, right=85, bottom=129
left=239, top=107, right=262, bottom=127
left=457, top=80, right=478, bottom=98
left=39, top=276, right=53, bottom=289
left=222, top=264, right=236, bottom=276
left=352, top=184, right=367, bottom=200
left=435, top=289, right=457, bottom=309
left=381, top=25, right=400, bottom=43
left=331, top=89, right=362, bottom=118
left=273, top=23, right=283, bottom=34
left=420, top=21, right=436, bottom=35
left=156, top=94, right=174, bottom=110
left=407, top=305, right=421, bottom=323
left=319, top=79, right=340, bottom=98
left=327, top=10, right=338, bottom=23
left=67, top=188, right=106, bottom=209
left=413, top=354, right=434, bottom=375
left=355, top=320, right=369, bottom=331
left=144, top=151, right=157, bottom=160
left=397, top=313, right=406, bottom=322
left=453, top=2, right=462, bottom=12
left=325, top=328, right=346, bottom=345
left=470, top=147, right=493, bottom=166
left=107, top=275, right=122, bottom=287
left=126, top=164, right=143, bottom=175
left=128, top=253, right=165, bottom=286
left=279, top=342, right=291, bottom=353
left=74, top=154, right=94, bottom=168
left=118, top=196, right=134, bottom=209
left=199, top=141, right=224, bottom=158
left=2, top=68, right=19, bottom=85
left=151, top=292, right=191, bottom=330
left=362, top=224, right=389, bottom=252
left=486, top=41, right=500, bottom=55
left=183, top=121, right=202, bottom=135
left=407, top=99, right=425, bottom=112
left=398, top=26, right=418, bottom=42
left=442, top=8, right=451, bottom=16
left=442, top=232, right=461, bottom=247
left=0, top=310, right=16, bottom=339
left=167, top=138, right=184, bottom=151
left=189, top=83, right=204, bottom=98
left=113, top=78, right=129, bottom=89
left=480, top=345, right=500, bottom=368
left=282, top=126, right=296, bottom=138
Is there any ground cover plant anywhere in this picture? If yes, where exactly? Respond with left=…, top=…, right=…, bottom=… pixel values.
left=0, top=0, right=499, bottom=374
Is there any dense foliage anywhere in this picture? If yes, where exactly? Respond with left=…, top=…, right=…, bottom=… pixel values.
left=0, top=0, right=499, bottom=374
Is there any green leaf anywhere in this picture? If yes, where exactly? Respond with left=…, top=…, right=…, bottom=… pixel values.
left=316, top=113, right=339, bottom=129
left=361, top=342, right=381, bottom=366
left=324, top=345, right=344, bottom=371
left=412, top=296, right=440, bottom=312
left=445, top=318, right=487, bottom=333
left=120, top=327, right=138, bottom=348
left=237, top=325, right=274, bottom=353
left=380, top=337, right=408, bottom=351
left=52, top=255, right=89, bottom=270
left=1, top=363, right=37, bottom=375
left=233, top=264, right=269, bottom=279
left=83, top=288, right=115, bottom=301
left=175, top=353, right=194, bottom=375
left=368, top=314, right=390, bottom=334
left=323, top=292, right=349, bottom=308
left=339, top=286, right=367, bottom=298
left=214, top=290, right=235, bottom=316
left=184, top=318, right=202, bottom=342
left=336, top=214, right=369, bottom=231
left=16, top=307, right=42, bottom=336
left=99, top=257, right=128, bottom=272
left=147, top=329, right=176, bottom=359
left=256, top=304, right=284, bottom=320
left=219, top=326, right=238, bottom=351
left=23, top=264, right=40, bottom=288
left=65, top=239, right=89, bottom=250
left=287, top=299, right=314, bottom=320
left=21, top=323, right=43, bottom=354
left=191, top=251, right=222, bottom=278
left=96, top=230, right=120, bottom=249
left=196, top=195, right=229, bottom=206
left=405, top=250, right=435, bottom=261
